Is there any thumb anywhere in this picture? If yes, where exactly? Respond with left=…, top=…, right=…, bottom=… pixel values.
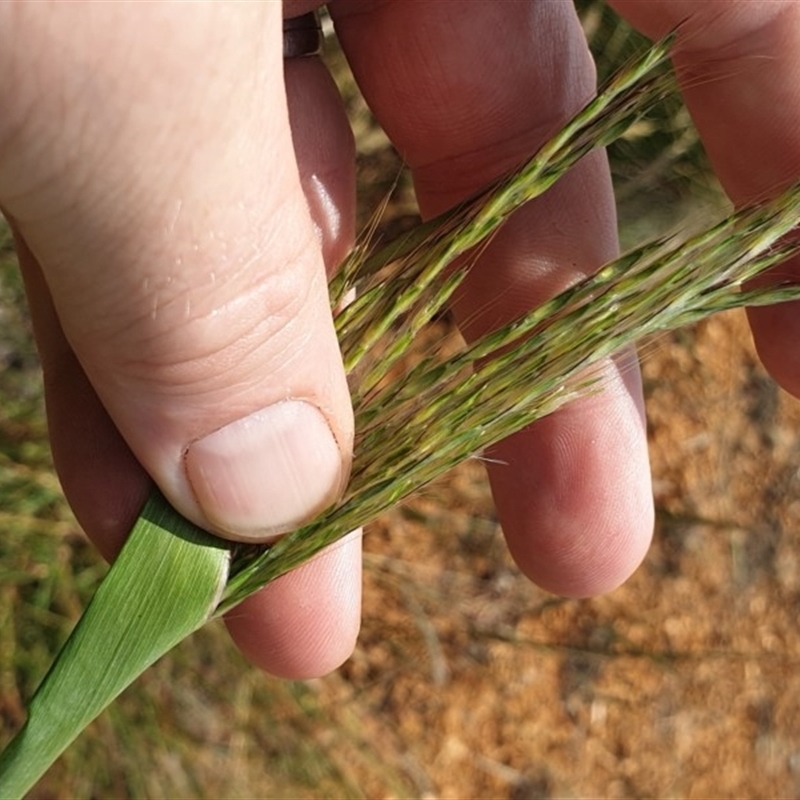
left=0, top=4, right=353, bottom=541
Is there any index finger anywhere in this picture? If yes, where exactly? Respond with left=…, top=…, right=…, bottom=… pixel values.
left=331, top=0, right=654, bottom=596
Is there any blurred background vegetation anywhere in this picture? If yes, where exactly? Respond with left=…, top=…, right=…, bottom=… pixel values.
left=4, top=4, right=800, bottom=798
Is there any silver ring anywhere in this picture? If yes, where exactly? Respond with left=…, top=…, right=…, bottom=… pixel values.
left=283, top=12, right=323, bottom=59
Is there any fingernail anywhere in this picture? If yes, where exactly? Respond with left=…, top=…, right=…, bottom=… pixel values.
left=184, top=401, right=345, bottom=541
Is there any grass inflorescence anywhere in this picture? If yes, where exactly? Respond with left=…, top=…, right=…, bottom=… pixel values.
left=224, top=176, right=800, bottom=607
left=221, top=33, right=800, bottom=608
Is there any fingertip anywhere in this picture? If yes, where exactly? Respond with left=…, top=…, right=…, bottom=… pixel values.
left=747, top=293, right=800, bottom=401
left=224, top=530, right=362, bottom=679
left=489, top=355, right=654, bottom=598
left=502, top=456, right=655, bottom=599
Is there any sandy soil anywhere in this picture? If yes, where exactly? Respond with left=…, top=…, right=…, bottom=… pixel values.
left=303, top=310, right=800, bottom=799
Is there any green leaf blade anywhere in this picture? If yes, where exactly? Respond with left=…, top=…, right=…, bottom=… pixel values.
left=0, top=492, right=230, bottom=798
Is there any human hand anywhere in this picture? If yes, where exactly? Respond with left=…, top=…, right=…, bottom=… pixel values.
left=330, top=0, right=800, bottom=600
left=2, top=0, right=797, bottom=681
left=0, top=1, right=359, bottom=678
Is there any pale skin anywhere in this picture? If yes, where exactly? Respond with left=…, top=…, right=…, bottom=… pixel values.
left=0, top=0, right=798, bottom=678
